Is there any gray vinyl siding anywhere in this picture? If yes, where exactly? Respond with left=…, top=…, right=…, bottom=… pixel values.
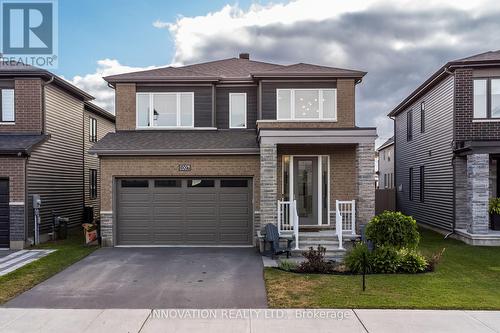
left=84, top=110, right=115, bottom=220
left=136, top=85, right=212, bottom=127
left=395, top=75, right=455, bottom=231
left=261, top=81, right=337, bottom=120
left=216, top=86, right=257, bottom=129
left=26, top=84, right=85, bottom=234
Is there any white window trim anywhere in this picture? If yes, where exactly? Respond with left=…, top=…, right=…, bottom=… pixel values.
left=136, top=92, right=195, bottom=129
left=1, top=89, right=15, bottom=123
left=276, top=88, right=337, bottom=121
left=229, top=92, right=247, bottom=129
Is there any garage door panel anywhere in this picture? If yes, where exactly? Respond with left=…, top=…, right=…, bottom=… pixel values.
left=117, top=178, right=252, bottom=245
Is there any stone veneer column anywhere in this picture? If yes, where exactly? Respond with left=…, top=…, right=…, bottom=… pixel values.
left=356, top=142, right=375, bottom=228
left=467, top=154, right=489, bottom=234
left=100, top=212, right=114, bottom=247
left=9, top=203, right=25, bottom=249
left=454, top=156, right=468, bottom=230
left=260, top=143, right=278, bottom=228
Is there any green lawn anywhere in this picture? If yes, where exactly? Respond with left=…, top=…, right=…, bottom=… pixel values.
left=0, top=231, right=97, bottom=304
left=265, top=228, right=500, bottom=309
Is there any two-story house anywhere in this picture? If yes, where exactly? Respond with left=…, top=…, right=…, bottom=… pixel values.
left=389, top=50, right=500, bottom=245
left=91, top=53, right=376, bottom=250
left=377, top=137, right=394, bottom=189
left=0, top=63, right=115, bottom=249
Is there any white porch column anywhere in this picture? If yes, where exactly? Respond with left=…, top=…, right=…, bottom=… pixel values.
left=356, top=142, right=375, bottom=229
left=466, top=153, right=490, bottom=234
left=260, top=143, right=278, bottom=228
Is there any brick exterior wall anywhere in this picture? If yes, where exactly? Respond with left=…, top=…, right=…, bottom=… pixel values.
left=0, top=157, right=26, bottom=248
left=99, top=155, right=260, bottom=246
left=455, top=68, right=500, bottom=141
left=336, top=79, right=356, bottom=127
left=115, top=83, right=136, bottom=131
left=0, top=78, right=42, bottom=133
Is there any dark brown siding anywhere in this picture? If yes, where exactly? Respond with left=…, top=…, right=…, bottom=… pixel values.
left=84, top=110, right=115, bottom=220
left=261, top=80, right=337, bottom=120
left=216, top=85, right=257, bottom=129
left=27, top=84, right=85, bottom=234
left=136, top=85, right=213, bottom=127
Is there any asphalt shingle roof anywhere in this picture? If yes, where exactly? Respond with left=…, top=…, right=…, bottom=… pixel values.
left=89, top=130, right=259, bottom=155
left=0, top=134, right=48, bottom=154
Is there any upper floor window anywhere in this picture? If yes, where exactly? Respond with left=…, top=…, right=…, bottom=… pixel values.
left=89, top=169, right=97, bottom=199
left=277, top=89, right=337, bottom=121
left=89, top=117, right=97, bottom=142
left=473, top=78, right=500, bottom=119
left=387, top=150, right=391, bottom=162
left=136, top=92, right=194, bottom=128
left=420, top=101, right=425, bottom=133
left=0, top=89, right=15, bottom=123
left=407, top=109, right=413, bottom=141
left=229, top=93, right=247, bottom=128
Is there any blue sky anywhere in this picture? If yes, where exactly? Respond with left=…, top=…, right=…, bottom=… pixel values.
left=58, top=0, right=268, bottom=77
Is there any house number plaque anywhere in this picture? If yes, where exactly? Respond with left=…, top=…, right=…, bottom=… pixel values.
left=179, top=164, right=191, bottom=171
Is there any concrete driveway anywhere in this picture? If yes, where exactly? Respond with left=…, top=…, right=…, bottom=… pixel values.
left=4, top=247, right=267, bottom=309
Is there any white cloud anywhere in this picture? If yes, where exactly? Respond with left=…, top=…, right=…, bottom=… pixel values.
left=68, top=59, right=157, bottom=113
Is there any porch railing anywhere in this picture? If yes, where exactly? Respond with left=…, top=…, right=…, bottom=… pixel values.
left=277, top=200, right=299, bottom=250
left=335, top=200, right=356, bottom=250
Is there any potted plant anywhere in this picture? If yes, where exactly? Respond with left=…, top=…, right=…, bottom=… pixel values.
left=489, top=198, right=500, bottom=231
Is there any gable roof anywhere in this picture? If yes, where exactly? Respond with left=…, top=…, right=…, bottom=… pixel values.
left=388, top=50, right=500, bottom=117
left=377, top=137, right=394, bottom=151
left=104, top=56, right=366, bottom=84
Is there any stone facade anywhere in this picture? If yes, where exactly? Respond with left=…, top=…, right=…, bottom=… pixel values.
left=356, top=142, right=375, bottom=228
left=466, top=154, right=490, bottom=234
left=100, top=211, right=113, bottom=247
left=9, top=204, right=25, bottom=249
left=454, top=156, right=468, bottom=230
left=259, top=144, right=277, bottom=227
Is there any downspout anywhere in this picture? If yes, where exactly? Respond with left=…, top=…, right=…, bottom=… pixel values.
left=390, top=115, right=396, bottom=211
left=446, top=65, right=456, bottom=239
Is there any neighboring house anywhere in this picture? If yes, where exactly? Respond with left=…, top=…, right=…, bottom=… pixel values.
left=91, top=53, right=377, bottom=249
left=388, top=50, right=500, bottom=245
left=0, top=63, right=115, bottom=249
left=377, top=137, right=394, bottom=189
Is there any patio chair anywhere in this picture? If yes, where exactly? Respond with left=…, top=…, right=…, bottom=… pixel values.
left=264, top=223, right=292, bottom=259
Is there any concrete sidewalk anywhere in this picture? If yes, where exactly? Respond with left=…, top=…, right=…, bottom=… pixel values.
left=0, top=308, right=499, bottom=332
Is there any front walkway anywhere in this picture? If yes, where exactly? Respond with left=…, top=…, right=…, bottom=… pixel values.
left=0, top=308, right=499, bottom=332
left=0, top=250, right=55, bottom=276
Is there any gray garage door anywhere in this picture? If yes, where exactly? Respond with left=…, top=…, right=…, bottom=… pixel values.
left=116, top=178, right=253, bottom=246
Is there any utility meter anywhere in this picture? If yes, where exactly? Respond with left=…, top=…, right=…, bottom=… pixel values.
left=33, top=194, right=41, bottom=209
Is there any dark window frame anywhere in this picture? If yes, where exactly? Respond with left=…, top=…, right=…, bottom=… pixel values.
left=89, top=169, right=97, bottom=199
left=407, top=110, right=413, bottom=141
left=473, top=77, right=500, bottom=119
left=409, top=167, right=414, bottom=201
left=420, top=101, right=425, bottom=133
left=89, top=117, right=97, bottom=142
left=419, top=166, right=425, bottom=202
left=0, top=88, right=15, bottom=123
left=187, top=179, right=215, bottom=188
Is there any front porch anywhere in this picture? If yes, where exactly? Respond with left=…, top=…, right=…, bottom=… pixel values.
left=257, top=124, right=377, bottom=256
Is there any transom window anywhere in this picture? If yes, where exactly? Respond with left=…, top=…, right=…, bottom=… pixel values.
left=229, top=93, right=247, bottom=128
left=277, top=89, right=337, bottom=120
left=473, top=78, right=500, bottom=119
left=0, top=89, right=15, bottom=123
left=136, top=92, right=194, bottom=128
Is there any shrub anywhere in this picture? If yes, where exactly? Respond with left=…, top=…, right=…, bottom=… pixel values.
left=344, top=243, right=372, bottom=274
left=426, top=248, right=446, bottom=272
left=398, top=248, right=428, bottom=273
left=365, top=211, right=420, bottom=249
left=371, top=246, right=401, bottom=273
left=295, top=246, right=335, bottom=274
left=489, top=198, right=500, bottom=215
left=278, top=260, right=298, bottom=272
